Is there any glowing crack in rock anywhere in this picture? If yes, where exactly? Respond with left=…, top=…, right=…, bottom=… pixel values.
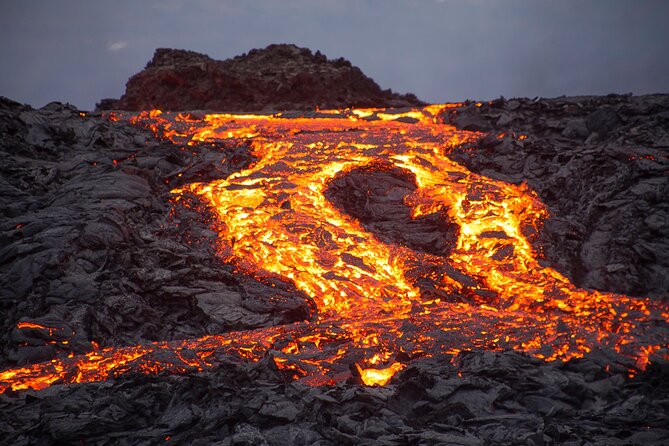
left=1, top=105, right=667, bottom=393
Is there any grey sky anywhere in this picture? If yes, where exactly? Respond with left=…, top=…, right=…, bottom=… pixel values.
left=1, top=0, right=668, bottom=110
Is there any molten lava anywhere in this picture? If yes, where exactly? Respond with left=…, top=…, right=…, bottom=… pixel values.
left=1, top=104, right=667, bottom=393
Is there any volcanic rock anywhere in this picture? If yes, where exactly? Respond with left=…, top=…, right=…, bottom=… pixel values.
left=2, top=353, right=667, bottom=445
left=98, top=45, right=424, bottom=112
left=1, top=93, right=669, bottom=445
left=585, top=106, right=623, bottom=136
left=0, top=96, right=315, bottom=371
left=446, top=94, right=669, bottom=298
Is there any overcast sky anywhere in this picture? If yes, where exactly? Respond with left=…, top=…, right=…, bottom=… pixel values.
left=1, top=0, right=668, bottom=110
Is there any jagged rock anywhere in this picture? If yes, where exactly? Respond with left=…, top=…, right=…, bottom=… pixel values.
left=448, top=94, right=669, bottom=298
left=561, top=118, right=589, bottom=138
left=1, top=93, right=668, bottom=445
left=98, top=45, right=424, bottom=112
left=0, top=100, right=314, bottom=370
left=586, top=106, right=623, bottom=136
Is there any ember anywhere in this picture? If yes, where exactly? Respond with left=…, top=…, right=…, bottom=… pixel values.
left=1, top=104, right=667, bottom=394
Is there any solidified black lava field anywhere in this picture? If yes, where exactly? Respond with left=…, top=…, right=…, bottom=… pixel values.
left=1, top=94, right=668, bottom=445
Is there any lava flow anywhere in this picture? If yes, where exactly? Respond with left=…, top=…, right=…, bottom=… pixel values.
left=1, top=104, right=668, bottom=393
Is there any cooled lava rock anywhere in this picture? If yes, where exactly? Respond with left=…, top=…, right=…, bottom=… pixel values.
left=0, top=97, right=314, bottom=370
left=1, top=93, right=668, bottom=445
left=444, top=94, right=669, bottom=298
left=97, top=44, right=424, bottom=112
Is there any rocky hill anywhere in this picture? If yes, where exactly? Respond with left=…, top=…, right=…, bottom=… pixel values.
left=97, top=44, right=424, bottom=112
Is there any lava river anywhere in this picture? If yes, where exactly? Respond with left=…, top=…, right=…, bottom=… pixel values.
left=1, top=104, right=668, bottom=393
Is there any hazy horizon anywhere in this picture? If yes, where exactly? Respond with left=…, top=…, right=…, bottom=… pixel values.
left=2, top=0, right=668, bottom=110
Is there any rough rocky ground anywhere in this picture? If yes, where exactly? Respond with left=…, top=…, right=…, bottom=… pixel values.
left=2, top=353, right=667, bottom=446
left=445, top=94, right=669, bottom=299
left=97, top=45, right=424, bottom=112
left=1, top=94, right=668, bottom=445
left=0, top=97, right=313, bottom=370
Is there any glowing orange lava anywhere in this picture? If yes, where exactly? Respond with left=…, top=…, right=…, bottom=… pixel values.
left=1, top=104, right=667, bottom=393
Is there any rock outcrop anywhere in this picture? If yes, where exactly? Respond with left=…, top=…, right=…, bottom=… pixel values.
left=97, top=44, right=424, bottom=112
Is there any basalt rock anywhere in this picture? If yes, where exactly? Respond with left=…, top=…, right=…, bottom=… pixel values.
left=97, top=45, right=424, bottom=112
left=0, top=97, right=315, bottom=370
left=1, top=353, right=667, bottom=445
left=1, top=93, right=668, bottom=444
left=445, top=94, right=669, bottom=298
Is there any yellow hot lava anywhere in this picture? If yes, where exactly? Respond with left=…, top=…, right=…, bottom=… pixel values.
left=0, top=104, right=667, bottom=393
left=356, top=362, right=405, bottom=386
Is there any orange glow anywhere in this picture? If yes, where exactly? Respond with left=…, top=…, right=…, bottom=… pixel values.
left=356, top=362, right=404, bottom=386
left=0, top=103, right=667, bottom=393
left=16, top=322, right=50, bottom=330
left=105, top=112, right=121, bottom=122
left=15, top=322, right=65, bottom=338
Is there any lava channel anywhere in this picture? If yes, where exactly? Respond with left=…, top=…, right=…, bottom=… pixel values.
left=1, top=104, right=668, bottom=393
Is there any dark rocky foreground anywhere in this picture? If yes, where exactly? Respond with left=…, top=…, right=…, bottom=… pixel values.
left=97, top=45, right=424, bottom=112
left=1, top=93, right=668, bottom=445
left=2, top=353, right=668, bottom=446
